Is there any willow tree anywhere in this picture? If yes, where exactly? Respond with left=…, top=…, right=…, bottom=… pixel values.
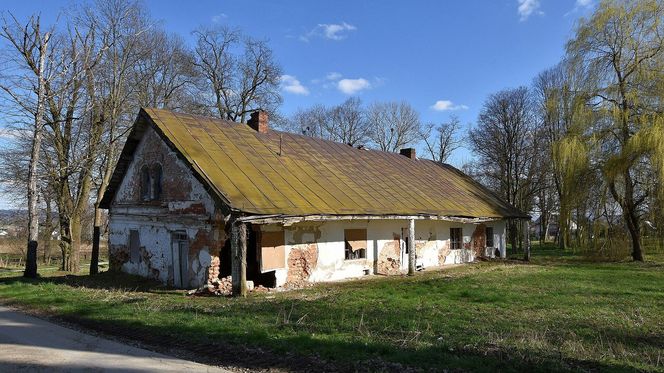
left=534, top=62, right=594, bottom=249
left=567, top=0, right=664, bottom=261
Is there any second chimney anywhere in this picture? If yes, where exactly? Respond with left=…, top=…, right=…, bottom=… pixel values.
left=400, top=148, right=416, bottom=159
left=248, top=110, right=269, bottom=133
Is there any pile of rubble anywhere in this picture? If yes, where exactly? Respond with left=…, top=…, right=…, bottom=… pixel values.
left=185, top=256, right=279, bottom=296
left=187, top=275, right=273, bottom=296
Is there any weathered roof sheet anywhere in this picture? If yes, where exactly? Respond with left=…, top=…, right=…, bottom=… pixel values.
left=101, top=108, right=528, bottom=219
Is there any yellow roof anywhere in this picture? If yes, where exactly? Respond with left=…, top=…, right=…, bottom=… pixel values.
left=102, top=108, right=527, bottom=219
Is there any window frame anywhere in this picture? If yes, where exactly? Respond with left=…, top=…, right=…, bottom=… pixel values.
left=450, top=228, right=462, bottom=250
left=152, top=163, right=163, bottom=200
left=344, top=228, right=367, bottom=261
left=486, top=227, right=494, bottom=247
left=140, top=166, right=151, bottom=201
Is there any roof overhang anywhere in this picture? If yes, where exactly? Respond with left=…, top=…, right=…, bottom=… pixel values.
left=237, top=213, right=519, bottom=226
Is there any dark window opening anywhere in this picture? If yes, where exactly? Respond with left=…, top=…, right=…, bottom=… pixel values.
left=486, top=227, right=494, bottom=247
left=140, top=163, right=163, bottom=201
left=129, top=230, right=140, bottom=263
left=140, top=166, right=151, bottom=201
left=152, top=164, right=162, bottom=200
left=450, top=228, right=462, bottom=250
left=344, top=229, right=367, bottom=260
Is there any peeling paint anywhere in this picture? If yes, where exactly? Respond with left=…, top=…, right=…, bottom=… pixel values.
left=285, top=243, right=318, bottom=287
left=471, top=223, right=487, bottom=257
left=377, top=234, right=401, bottom=275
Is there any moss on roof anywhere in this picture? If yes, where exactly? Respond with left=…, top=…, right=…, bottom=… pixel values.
left=102, top=108, right=528, bottom=219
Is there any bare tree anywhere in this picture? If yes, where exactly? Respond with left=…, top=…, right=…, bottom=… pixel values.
left=329, top=97, right=369, bottom=146
left=0, top=13, right=54, bottom=278
left=290, top=104, right=333, bottom=138
left=421, top=115, right=462, bottom=163
left=366, top=101, right=420, bottom=152
left=468, top=87, right=541, bottom=252
left=134, top=31, right=197, bottom=110
left=81, top=0, right=150, bottom=275
left=193, top=26, right=282, bottom=122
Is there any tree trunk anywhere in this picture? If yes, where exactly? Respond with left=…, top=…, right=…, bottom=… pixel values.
left=43, top=196, right=52, bottom=265
left=509, top=220, right=518, bottom=254
left=60, top=214, right=82, bottom=272
left=625, top=210, right=643, bottom=261
left=24, top=32, right=49, bottom=279
left=90, top=207, right=102, bottom=275
left=523, top=220, right=531, bottom=261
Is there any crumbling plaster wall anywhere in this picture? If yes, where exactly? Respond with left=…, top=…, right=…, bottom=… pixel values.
left=108, top=125, right=224, bottom=288
left=265, top=218, right=507, bottom=287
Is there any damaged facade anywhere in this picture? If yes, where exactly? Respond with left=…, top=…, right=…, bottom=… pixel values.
left=101, top=108, right=528, bottom=293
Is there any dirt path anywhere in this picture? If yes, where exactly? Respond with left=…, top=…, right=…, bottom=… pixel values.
left=0, top=305, right=229, bottom=372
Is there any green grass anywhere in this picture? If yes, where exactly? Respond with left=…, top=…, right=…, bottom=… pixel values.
left=1, top=245, right=663, bottom=372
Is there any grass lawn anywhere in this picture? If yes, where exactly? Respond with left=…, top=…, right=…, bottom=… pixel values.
left=0, top=245, right=662, bottom=372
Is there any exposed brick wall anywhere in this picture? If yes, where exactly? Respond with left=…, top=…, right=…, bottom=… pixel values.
left=285, top=243, right=318, bottom=287
left=377, top=234, right=401, bottom=275
left=471, top=224, right=487, bottom=257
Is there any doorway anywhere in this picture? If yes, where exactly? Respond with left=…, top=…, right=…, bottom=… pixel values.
left=171, top=231, right=189, bottom=288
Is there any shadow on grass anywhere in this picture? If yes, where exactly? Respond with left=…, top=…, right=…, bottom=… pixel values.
left=41, top=310, right=643, bottom=373
left=0, top=268, right=654, bottom=372
left=0, top=271, right=173, bottom=294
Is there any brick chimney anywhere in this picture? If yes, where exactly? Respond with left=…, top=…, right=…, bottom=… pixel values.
left=400, top=148, right=416, bottom=159
left=248, top=110, right=269, bottom=133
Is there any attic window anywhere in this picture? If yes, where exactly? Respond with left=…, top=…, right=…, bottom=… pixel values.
left=450, top=228, right=462, bottom=250
left=140, top=164, right=163, bottom=201
left=344, top=229, right=367, bottom=260
left=141, top=166, right=151, bottom=201
left=152, top=164, right=163, bottom=200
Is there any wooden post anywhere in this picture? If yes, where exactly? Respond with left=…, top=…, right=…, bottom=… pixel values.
left=231, top=220, right=248, bottom=297
left=408, top=218, right=415, bottom=276
left=523, top=219, right=531, bottom=262
left=239, top=222, right=247, bottom=297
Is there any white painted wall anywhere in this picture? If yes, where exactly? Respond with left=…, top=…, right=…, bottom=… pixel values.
left=267, top=218, right=507, bottom=287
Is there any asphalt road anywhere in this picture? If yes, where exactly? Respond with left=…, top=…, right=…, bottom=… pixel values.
left=0, top=305, right=230, bottom=372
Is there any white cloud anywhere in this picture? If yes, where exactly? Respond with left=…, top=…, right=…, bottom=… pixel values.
left=575, top=0, right=592, bottom=6
left=326, top=72, right=342, bottom=81
left=430, top=100, right=468, bottom=111
left=280, top=75, right=309, bottom=95
left=300, top=22, right=356, bottom=42
left=517, top=0, right=543, bottom=21
left=211, top=13, right=228, bottom=23
left=337, top=78, right=371, bottom=95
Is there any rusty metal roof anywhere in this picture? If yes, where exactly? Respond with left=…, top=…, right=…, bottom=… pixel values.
left=101, top=108, right=528, bottom=219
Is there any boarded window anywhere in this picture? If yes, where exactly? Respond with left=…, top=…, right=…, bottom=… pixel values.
left=450, top=228, right=462, bottom=250
left=129, top=230, right=140, bottom=263
left=260, top=230, right=285, bottom=272
left=486, top=227, right=494, bottom=247
left=344, top=229, right=367, bottom=260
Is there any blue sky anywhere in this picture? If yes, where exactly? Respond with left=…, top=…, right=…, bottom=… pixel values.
left=1, top=0, right=595, bottom=208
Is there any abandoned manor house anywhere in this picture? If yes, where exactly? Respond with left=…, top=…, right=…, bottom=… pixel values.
left=100, top=108, right=529, bottom=294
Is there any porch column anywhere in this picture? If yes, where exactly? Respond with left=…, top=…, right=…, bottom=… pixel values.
left=408, top=218, right=416, bottom=276
left=523, top=219, right=531, bottom=262
left=231, top=220, right=248, bottom=297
